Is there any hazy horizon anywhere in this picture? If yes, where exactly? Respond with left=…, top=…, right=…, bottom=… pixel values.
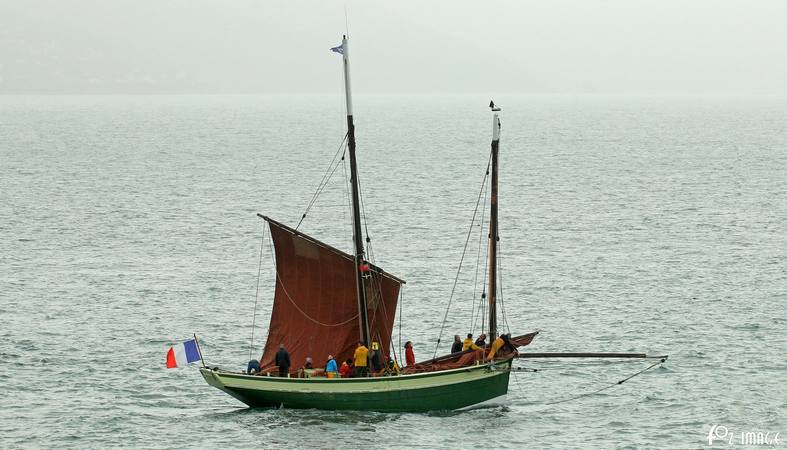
left=2, top=0, right=786, bottom=95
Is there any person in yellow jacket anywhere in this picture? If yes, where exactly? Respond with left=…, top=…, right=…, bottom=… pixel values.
left=487, top=333, right=517, bottom=360
left=353, top=341, right=369, bottom=377
left=462, top=333, right=481, bottom=351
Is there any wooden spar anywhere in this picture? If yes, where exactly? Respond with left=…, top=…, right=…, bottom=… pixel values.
left=340, top=35, right=371, bottom=346
left=516, top=352, right=669, bottom=360
left=193, top=333, right=207, bottom=368
left=488, top=102, right=501, bottom=339
left=256, top=214, right=405, bottom=284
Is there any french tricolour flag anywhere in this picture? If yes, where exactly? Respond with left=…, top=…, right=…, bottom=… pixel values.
left=166, top=339, right=201, bottom=368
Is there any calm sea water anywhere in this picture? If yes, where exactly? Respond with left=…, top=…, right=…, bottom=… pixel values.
left=1, top=94, right=785, bottom=449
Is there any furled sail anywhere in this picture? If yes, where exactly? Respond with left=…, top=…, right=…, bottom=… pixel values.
left=259, top=217, right=404, bottom=372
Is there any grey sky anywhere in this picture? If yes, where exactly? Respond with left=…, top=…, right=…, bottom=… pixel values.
left=1, top=0, right=785, bottom=94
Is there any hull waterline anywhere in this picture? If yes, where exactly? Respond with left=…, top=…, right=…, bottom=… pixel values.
left=200, top=360, right=513, bottom=412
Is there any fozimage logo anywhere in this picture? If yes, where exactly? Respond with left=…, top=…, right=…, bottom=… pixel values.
left=707, top=424, right=781, bottom=446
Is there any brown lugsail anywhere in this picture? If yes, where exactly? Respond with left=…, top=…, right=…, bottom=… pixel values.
left=259, top=217, right=403, bottom=372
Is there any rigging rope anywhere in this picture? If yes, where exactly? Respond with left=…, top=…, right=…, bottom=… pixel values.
left=497, top=238, right=511, bottom=334
left=398, top=286, right=403, bottom=365
left=432, top=153, right=493, bottom=359
left=345, top=157, right=378, bottom=339
left=377, top=290, right=399, bottom=365
left=539, top=358, right=667, bottom=406
left=248, top=221, right=268, bottom=361
left=357, top=170, right=371, bottom=246
left=342, top=154, right=354, bottom=250
left=471, top=161, right=491, bottom=335
left=353, top=158, right=403, bottom=366
left=296, top=133, right=349, bottom=230
left=469, top=184, right=487, bottom=334
left=509, top=365, right=528, bottom=402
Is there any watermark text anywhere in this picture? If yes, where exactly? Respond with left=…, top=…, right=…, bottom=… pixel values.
left=707, top=425, right=780, bottom=446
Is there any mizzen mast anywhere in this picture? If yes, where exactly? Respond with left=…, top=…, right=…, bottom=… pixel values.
left=338, top=35, right=371, bottom=345
left=487, top=101, right=502, bottom=340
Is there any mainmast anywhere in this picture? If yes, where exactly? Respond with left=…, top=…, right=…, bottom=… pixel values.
left=488, top=101, right=502, bottom=340
left=339, top=35, right=371, bottom=345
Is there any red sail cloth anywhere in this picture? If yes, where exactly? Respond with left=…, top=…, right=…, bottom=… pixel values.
left=401, top=332, right=539, bottom=374
left=259, top=218, right=403, bottom=373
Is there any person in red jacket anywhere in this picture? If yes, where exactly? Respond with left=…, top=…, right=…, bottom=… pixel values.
left=339, top=358, right=353, bottom=378
left=405, top=341, right=415, bottom=367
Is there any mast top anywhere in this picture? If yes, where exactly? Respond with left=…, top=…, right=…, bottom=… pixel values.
left=341, top=36, right=354, bottom=117
left=487, top=101, right=501, bottom=339
left=491, top=102, right=501, bottom=141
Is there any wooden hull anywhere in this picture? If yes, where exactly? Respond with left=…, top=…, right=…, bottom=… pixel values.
left=201, top=360, right=513, bottom=412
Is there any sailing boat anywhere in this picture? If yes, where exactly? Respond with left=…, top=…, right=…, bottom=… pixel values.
left=200, top=36, right=538, bottom=411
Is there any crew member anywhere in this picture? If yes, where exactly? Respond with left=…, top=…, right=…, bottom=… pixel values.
left=325, top=355, right=338, bottom=378
left=451, top=335, right=463, bottom=353
left=275, top=344, right=291, bottom=377
left=340, top=358, right=353, bottom=378
left=369, top=342, right=383, bottom=374
left=487, top=333, right=517, bottom=359
left=404, top=341, right=415, bottom=367
left=462, top=333, right=481, bottom=351
left=353, top=341, right=369, bottom=377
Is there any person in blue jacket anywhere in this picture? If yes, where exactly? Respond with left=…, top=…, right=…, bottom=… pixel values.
left=325, top=354, right=339, bottom=378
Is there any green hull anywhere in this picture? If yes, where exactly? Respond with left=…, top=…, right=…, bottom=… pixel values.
left=200, top=360, right=513, bottom=412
